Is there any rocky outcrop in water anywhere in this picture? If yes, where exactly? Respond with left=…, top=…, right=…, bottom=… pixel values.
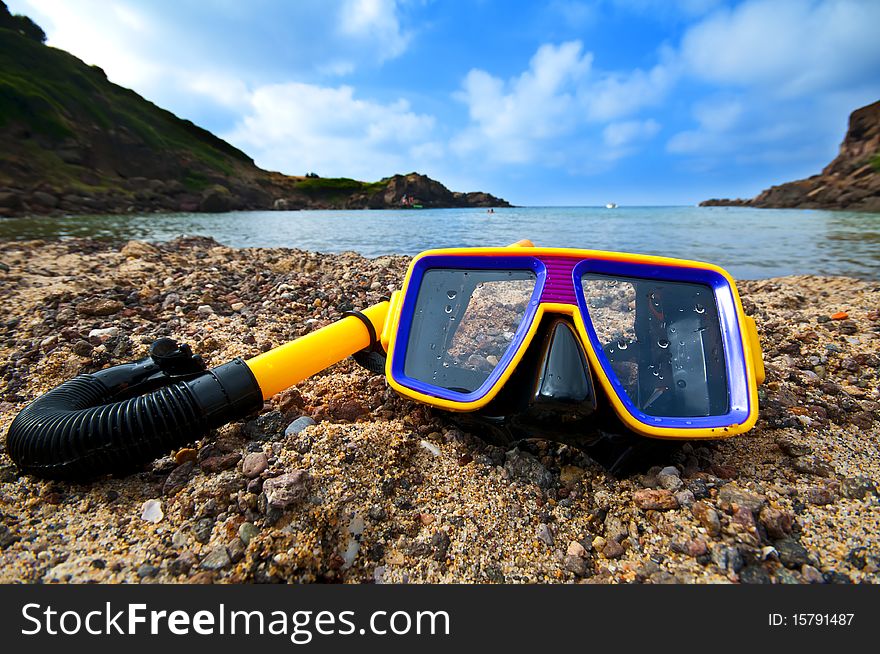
left=701, top=100, right=880, bottom=212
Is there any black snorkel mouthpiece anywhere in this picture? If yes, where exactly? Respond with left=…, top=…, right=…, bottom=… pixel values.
left=6, top=338, right=263, bottom=480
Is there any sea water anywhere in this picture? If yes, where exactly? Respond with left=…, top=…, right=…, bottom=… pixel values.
left=1, top=206, right=878, bottom=279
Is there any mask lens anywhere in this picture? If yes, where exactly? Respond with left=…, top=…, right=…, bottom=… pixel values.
left=581, top=273, right=729, bottom=417
left=404, top=269, right=536, bottom=393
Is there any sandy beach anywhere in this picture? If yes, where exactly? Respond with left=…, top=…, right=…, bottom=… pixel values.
left=0, top=237, right=877, bottom=584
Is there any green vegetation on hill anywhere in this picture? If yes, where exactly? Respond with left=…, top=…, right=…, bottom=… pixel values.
left=294, top=176, right=387, bottom=199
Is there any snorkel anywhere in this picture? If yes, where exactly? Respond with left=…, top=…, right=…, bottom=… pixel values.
left=6, top=241, right=764, bottom=480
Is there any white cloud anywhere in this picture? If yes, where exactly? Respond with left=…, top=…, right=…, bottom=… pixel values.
left=679, top=0, right=880, bottom=97
left=339, top=0, right=410, bottom=63
left=225, top=82, right=440, bottom=179
left=452, top=40, right=672, bottom=167
left=603, top=119, right=660, bottom=149
left=452, top=41, right=593, bottom=164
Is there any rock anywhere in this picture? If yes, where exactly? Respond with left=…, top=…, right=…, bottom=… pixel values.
left=174, top=448, right=198, bottom=465
left=602, top=539, right=625, bottom=559
left=285, top=415, right=317, bottom=436
left=227, top=538, right=246, bottom=564
left=328, top=399, right=369, bottom=422
left=657, top=472, right=683, bottom=491
left=567, top=540, right=587, bottom=558
left=196, top=304, right=214, bottom=315
left=536, top=523, right=554, bottom=546
left=633, top=488, right=679, bottom=510
left=137, top=564, right=159, bottom=579
left=776, top=537, right=810, bottom=569
left=199, top=185, right=233, bottom=213
left=168, top=551, right=197, bottom=576
left=758, top=507, right=794, bottom=539
left=559, top=465, right=585, bottom=485
left=140, top=499, right=163, bottom=523
left=32, top=190, right=58, bottom=207
left=193, top=517, right=214, bottom=544
left=200, top=546, right=231, bottom=571
left=841, top=476, right=877, bottom=499
left=792, top=455, right=834, bottom=477
left=801, top=564, right=824, bottom=584
left=78, top=299, right=124, bottom=316
left=238, top=522, right=259, bottom=546
left=687, top=538, right=708, bottom=557
left=712, top=546, right=744, bottom=573
left=806, top=486, right=837, bottom=505
left=563, top=554, right=589, bottom=576
left=504, top=449, right=555, bottom=489
left=263, top=469, right=310, bottom=509
left=674, top=489, right=695, bottom=507
left=431, top=530, right=451, bottom=561
left=241, top=451, right=268, bottom=478
left=199, top=452, right=241, bottom=473
left=243, top=410, right=287, bottom=441
left=72, top=340, right=93, bottom=356
left=163, top=461, right=195, bottom=496
left=691, top=501, right=721, bottom=537
left=776, top=436, right=812, bottom=457
left=739, top=565, right=772, bottom=584
left=717, top=483, right=766, bottom=513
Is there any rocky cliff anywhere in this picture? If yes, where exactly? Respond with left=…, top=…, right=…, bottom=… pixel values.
left=0, top=4, right=508, bottom=217
left=701, top=100, right=880, bottom=212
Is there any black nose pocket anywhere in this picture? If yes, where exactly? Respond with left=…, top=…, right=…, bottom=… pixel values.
left=536, top=320, right=594, bottom=404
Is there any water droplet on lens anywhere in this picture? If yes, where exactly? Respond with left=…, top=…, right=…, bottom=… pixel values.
left=444, top=305, right=453, bottom=314
left=669, top=326, right=676, bottom=333
left=658, top=339, right=669, bottom=348
left=442, top=362, right=450, bottom=368
left=677, top=379, right=686, bottom=388
left=617, top=339, right=628, bottom=349
left=447, top=290, right=457, bottom=299
left=694, top=304, right=705, bottom=314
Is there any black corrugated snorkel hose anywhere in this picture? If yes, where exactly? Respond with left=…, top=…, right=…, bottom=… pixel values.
left=5, top=338, right=264, bottom=480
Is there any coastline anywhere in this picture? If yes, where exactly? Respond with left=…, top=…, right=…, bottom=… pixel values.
left=1, top=237, right=878, bottom=583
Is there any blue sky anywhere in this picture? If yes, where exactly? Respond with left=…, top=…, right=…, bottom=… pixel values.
left=9, top=0, right=880, bottom=205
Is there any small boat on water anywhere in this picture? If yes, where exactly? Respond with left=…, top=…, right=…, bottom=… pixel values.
left=605, top=202, right=618, bottom=209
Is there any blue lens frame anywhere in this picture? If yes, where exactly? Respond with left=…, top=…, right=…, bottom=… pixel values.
left=390, top=254, right=546, bottom=403
left=571, top=259, right=751, bottom=430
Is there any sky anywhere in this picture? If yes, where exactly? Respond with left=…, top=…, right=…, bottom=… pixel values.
left=8, top=0, right=880, bottom=205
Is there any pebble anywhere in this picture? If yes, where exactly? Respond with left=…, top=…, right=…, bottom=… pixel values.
left=776, top=537, right=810, bottom=569
left=238, top=522, right=259, bottom=546
left=504, top=450, right=555, bottom=489
left=563, top=554, right=589, bottom=576
left=792, top=455, right=834, bottom=477
left=227, top=538, right=246, bottom=564
left=840, top=476, right=876, bottom=499
left=691, top=501, right=721, bottom=537
left=200, top=546, right=231, bottom=571
left=633, top=489, right=679, bottom=510
left=174, top=448, right=198, bottom=464
left=241, top=452, right=268, bottom=478
left=674, top=489, right=695, bottom=507
left=263, top=470, right=310, bottom=509
left=567, top=540, right=587, bottom=558
left=801, top=564, right=824, bottom=584
left=231, top=302, right=245, bottom=311
left=199, top=452, right=241, bottom=473
left=193, top=517, right=214, bottom=544
left=602, top=539, right=625, bottom=559
left=137, top=564, right=159, bottom=579
left=717, top=483, right=766, bottom=512
left=758, top=507, right=793, bottom=539
left=419, top=440, right=441, bottom=457
left=140, top=499, right=163, bottom=523
left=285, top=416, right=317, bottom=437
left=197, top=304, right=214, bottom=315
left=163, top=461, right=195, bottom=496
left=536, top=523, right=554, bottom=546
left=559, top=465, right=585, bottom=485
left=88, top=327, right=119, bottom=342
left=78, top=299, right=124, bottom=316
